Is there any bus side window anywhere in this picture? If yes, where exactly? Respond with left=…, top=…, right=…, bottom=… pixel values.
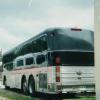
left=8, top=63, right=13, bottom=70
left=4, top=64, right=7, bottom=70
left=36, top=55, right=45, bottom=65
left=25, top=57, right=34, bottom=65
left=4, top=62, right=13, bottom=71
left=17, top=59, right=24, bottom=67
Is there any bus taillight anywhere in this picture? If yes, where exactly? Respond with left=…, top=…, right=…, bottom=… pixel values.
left=71, top=28, right=82, bottom=31
left=56, top=57, right=61, bottom=64
left=56, top=66, right=60, bottom=82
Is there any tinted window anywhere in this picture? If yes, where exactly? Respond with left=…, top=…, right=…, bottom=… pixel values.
left=25, top=57, right=34, bottom=65
left=3, top=52, right=15, bottom=64
left=20, top=36, right=48, bottom=55
left=41, top=36, right=48, bottom=51
left=4, top=62, right=13, bottom=71
left=48, top=51, right=94, bottom=66
left=17, top=59, right=23, bottom=67
left=33, top=36, right=47, bottom=52
left=3, top=35, right=48, bottom=65
left=36, top=55, right=45, bottom=64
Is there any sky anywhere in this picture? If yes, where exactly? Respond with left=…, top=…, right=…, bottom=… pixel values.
left=0, top=0, right=94, bottom=53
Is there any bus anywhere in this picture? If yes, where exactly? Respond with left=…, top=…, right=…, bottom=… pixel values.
left=2, top=27, right=95, bottom=95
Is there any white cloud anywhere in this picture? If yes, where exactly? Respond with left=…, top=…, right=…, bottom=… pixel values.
left=28, top=0, right=33, bottom=8
left=45, top=6, right=94, bottom=30
left=0, top=28, right=24, bottom=53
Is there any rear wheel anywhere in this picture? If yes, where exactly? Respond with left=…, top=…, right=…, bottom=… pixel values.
left=22, top=78, right=28, bottom=94
left=3, top=76, right=9, bottom=89
left=28, top=76, right=35, bottom=95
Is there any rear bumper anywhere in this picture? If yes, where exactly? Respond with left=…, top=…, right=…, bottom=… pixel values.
left=56, top=85, right=95, bottom=94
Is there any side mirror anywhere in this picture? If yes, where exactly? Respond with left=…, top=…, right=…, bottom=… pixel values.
left=36, top=55, right=45, bottom=64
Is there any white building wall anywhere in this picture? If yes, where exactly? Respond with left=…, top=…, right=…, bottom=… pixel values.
left=95, top=0, right=100, bottom=99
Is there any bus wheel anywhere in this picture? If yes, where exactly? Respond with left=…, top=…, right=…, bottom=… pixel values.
left=28, top=76, right=35, bottom=95
left=3, top=77, right=9, bottom=89
left=22, top=78, right=28, bottom=94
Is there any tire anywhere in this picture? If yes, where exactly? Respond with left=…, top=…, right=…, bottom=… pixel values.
left=3, top=77, right=9, bottom=89
left=28, top=76, right=35, bottom=95
left=22, top=78, right=28, bottom=94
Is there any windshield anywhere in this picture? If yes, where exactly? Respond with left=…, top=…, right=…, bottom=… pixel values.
left=48, top=51, right=94, bottom=66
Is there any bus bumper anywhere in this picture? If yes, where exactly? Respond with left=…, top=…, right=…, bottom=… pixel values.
left=56, top=85, right=95, bottom=94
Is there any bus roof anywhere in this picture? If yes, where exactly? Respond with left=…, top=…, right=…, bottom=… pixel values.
left=3, top=27, right=94, bottom=63
left=48, top=28, right=94, bottom=51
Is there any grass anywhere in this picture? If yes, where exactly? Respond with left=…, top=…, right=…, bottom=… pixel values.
left=0, top=89, right=34, bottom=100
left=0, top=89, right=96, bottom=100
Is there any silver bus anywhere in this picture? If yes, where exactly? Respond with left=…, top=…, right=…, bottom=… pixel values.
left=2, top=27, right=95, bottom=95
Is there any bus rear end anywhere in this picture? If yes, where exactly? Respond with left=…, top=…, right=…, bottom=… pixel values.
left=47, top=28, right=95, bottom=94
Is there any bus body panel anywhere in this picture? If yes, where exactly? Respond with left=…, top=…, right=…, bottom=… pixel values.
left=59, top=66, right=95, bottom=93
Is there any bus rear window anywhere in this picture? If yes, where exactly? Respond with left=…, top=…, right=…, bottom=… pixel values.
left=48, top=51, right=94, bottom=66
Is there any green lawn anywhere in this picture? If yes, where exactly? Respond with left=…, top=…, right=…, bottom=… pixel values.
left=0, top=89, right=96, bottom=100
left=0, top=89, right=34, bottom=100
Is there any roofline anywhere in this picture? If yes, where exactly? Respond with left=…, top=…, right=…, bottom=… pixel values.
left=3, top=27, right=94, bottom=56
